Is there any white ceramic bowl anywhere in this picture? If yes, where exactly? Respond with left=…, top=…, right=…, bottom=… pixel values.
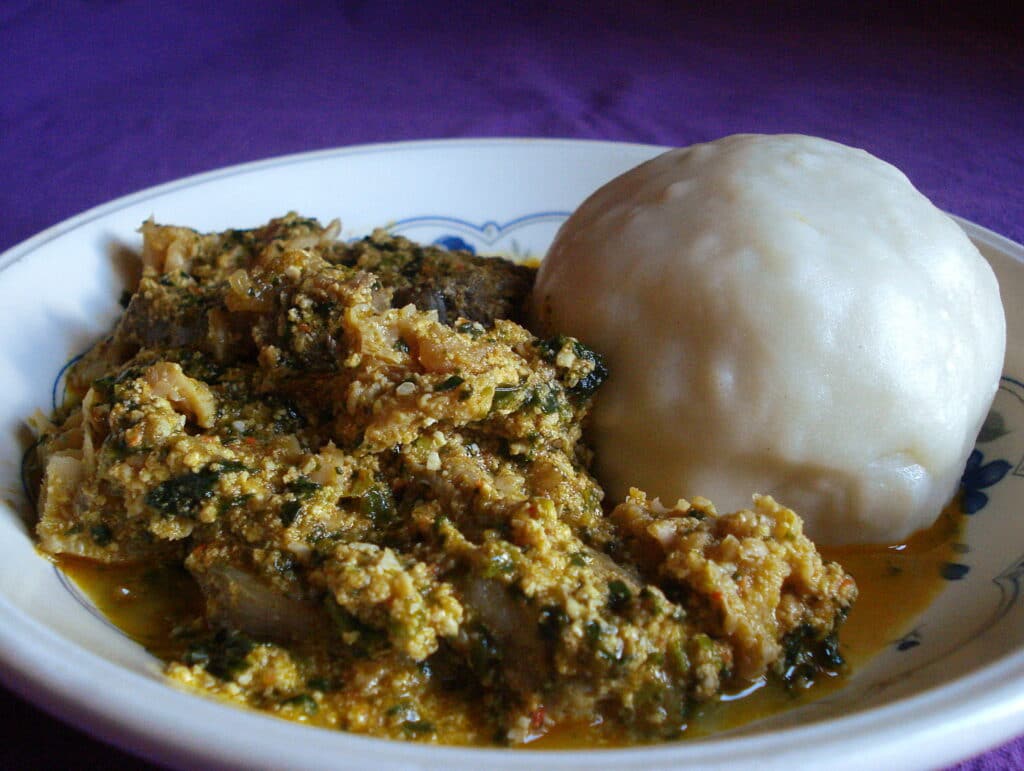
left=1, top=139, right=1022, bottom=770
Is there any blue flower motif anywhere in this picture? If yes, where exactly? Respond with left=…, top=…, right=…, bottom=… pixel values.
left=896, top=628, right=922, bottom=651
left=940, top=562, right=970, bottom=581
left=961, top=449, right=1011, bottom=514
left=992, top=554, right=1024, bottom=623
left=433, top=235, right=476, bottom=254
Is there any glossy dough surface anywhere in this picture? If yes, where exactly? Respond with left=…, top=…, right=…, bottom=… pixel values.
left=534, top=134, right=1005, bottom=544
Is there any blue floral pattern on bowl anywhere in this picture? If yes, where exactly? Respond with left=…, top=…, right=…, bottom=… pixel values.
left=388, top=212, right=570, bottom=262
left=961, top=449, right=1012, bottom=514
left=432, top=235, right=476, bottom=254
left=888, top=378, right=1023, bottom=656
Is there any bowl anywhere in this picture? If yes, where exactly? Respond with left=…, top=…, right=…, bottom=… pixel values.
left=1, top=139, right=1022, bottom=770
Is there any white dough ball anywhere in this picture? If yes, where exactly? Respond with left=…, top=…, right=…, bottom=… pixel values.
left=534, top=134, right=1005, bottom=545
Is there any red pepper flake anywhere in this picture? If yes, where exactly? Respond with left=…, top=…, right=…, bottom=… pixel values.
left=529, top=706, right=546, bottom=730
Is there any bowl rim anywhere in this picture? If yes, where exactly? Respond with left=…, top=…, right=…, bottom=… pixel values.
left=2, top=137, right=1023, bottom=770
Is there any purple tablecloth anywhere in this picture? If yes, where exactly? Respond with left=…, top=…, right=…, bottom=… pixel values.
left=1, top=1, right=1021, bottom=768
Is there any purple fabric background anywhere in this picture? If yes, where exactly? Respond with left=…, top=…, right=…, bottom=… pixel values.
left=1, top=1, right=1021, bottom=768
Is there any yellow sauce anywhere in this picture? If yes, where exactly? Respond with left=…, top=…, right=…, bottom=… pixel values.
left=56, top=504, right=960, bottom=746
left=57, top=558, right=203, bottom=662
left=821, top=503, right=961, bottom=669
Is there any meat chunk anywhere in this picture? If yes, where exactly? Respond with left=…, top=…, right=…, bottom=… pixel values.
left=186, top=554, right=330, bottom=644
left=335, top=230, right=535, bottom=326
